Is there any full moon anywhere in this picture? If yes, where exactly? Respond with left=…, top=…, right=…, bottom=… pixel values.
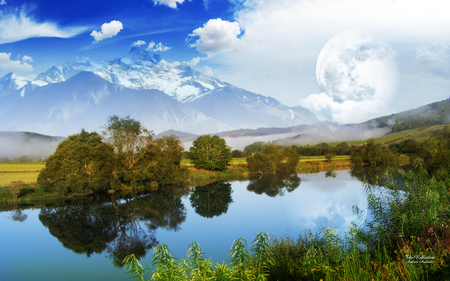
left=316, top=30, right=397, bottom=104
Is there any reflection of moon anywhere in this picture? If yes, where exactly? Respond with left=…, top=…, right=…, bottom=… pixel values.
left=316, top=30, right=397, bottom=103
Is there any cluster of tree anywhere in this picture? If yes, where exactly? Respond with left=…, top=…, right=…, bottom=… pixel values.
left=246, top=145, right=300, bottom=175
left=37, top=116, right=189, bottom=196
left=188, top=135, right=232, bottom=171
left=350, top=138, right=399, bottom=167
left=393, top=125, right=450, bottom=181
left=245, top=141, right=351, bottom=157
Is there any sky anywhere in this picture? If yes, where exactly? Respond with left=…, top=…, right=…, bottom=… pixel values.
left=0, top=0, right=449, bottom=124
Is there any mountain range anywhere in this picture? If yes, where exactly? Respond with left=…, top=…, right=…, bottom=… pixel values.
left=0, top=47, right=318, bottom=136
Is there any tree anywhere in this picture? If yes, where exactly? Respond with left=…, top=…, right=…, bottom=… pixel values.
left=231, top=149, right=244, bottom=158
left=189, top=135, right=231, bottom=171
left=102, top=116, right=188, bottom=189
left=102, top=115, right=153, bottom=189
left=37, top=130, right=114, bottom=196
left=246, top=145, right=300, bottom=174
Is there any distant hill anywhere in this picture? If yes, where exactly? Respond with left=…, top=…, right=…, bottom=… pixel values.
left=363, top=98, right=450, bottom=132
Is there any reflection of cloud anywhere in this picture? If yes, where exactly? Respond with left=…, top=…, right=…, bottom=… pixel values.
left=415, top=42, right=449, bottom=78
left=287, top=171, right=368, bottom=233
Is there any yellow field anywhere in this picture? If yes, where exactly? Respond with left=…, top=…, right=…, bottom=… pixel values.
left=0, top=162, right=45, bottom=186
left=0, top=156, right=351, bottom=186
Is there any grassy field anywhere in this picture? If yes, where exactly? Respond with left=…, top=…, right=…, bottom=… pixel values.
left=0, top=162, right=45, bottom=186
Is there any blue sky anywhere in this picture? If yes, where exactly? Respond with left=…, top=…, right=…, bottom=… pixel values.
left=0, top=0, right=449, bottom=123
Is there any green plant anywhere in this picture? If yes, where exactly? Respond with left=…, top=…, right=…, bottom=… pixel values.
left=189, top=135, right=232, bottom=171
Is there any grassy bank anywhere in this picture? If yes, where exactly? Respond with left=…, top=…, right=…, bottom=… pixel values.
left=0, top=156, right=355, bottom=202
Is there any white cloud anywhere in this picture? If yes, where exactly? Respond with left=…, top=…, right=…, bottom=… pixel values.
left=0, top=52, right=33, bottom=74
left=188, top=18, right=241, bottom=55
left=415, top=42, right=449, bottom=65
left=0, top=8, right=87, bottom=44
left=203, top=66, right=214, bottom=77
left=147, top=41, right=171, bottom=52
left=210, top=0, right=450, bottom=122
left=22, top=55, right=33, bottom=62
left=152, top=0, right=185, bottom=9
left=90, top=20, right=123, bottom=43
left=414, top=42, right=449, bottom=78
left=299, top=93, right=389, bottom=124
left=131, top=40, right=146, bottom=47
left=185, top=57, right=200, bottom=66
left=0, top=0, right=6, bottom=5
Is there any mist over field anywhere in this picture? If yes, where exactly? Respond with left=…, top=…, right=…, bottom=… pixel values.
left=0, top=132, right=64, bottom=160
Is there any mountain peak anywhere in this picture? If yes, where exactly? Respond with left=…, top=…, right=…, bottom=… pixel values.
left=122, top=47, right=161, bottom=64
left=0, top=72, right=29, bottom=91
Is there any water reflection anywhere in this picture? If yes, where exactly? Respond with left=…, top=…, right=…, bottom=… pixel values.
left=247, top=173, right=301, bottom=197
left=190, top=182, right=233, bottom=218
left=38, top=186, right=189, bottom=267
left=325, top=170, right=337, bottom=178
left=10, top=207, right=28, bottom=222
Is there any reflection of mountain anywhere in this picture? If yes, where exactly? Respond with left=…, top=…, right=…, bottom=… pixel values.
left=247, top=173, right=301, bottom=197
left=190, top=181, right=233, bottom=218
left=39, top=186, right=189, bottom=267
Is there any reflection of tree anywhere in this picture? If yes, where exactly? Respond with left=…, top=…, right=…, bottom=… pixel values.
left=11, top=208, right=27, bottom=222
left=247, top=173, right=301, bottom=197
left=350, top=163, right=400, bottom=186
left=39, top=186, right=189, bottom=267
left=39, top=201, right=118, bottom=257
left=325, top=170, right=337, bottom=178
left=190, top=182, right=233, bottom=218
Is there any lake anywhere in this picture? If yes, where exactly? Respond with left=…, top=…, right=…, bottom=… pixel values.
left=0, top=170, right=371, bottom=281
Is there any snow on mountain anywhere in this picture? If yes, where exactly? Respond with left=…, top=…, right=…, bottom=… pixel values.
left=0, top=73, right=30, bottom=93
left=31, top=47, right=227, bottom=102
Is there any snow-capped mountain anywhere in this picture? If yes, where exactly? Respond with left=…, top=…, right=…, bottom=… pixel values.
left=0, top=47, right=319, bottom=135
left=31, top=47, right=229, bottom=102
left=0, top=72, right=29, bottom=94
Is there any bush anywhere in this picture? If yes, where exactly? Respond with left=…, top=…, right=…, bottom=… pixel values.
left=189, top=135, right=231, bottom=171
left=37, top=130, right=115, bottom=196
left=246, top=145, right=300, bottom=174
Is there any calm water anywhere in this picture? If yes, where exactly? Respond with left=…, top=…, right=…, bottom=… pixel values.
left=0, top=170, right=370, bottom=281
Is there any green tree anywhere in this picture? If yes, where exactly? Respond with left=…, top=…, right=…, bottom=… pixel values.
left=37, top=130, right=114, bottom=196
left=189, top=135, right=231, bottom=171
left=102, top=115, right=154, bottom=189
left=246, top=145, right=300, bottom=174
left=231, top=149, right=244, bottom=158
